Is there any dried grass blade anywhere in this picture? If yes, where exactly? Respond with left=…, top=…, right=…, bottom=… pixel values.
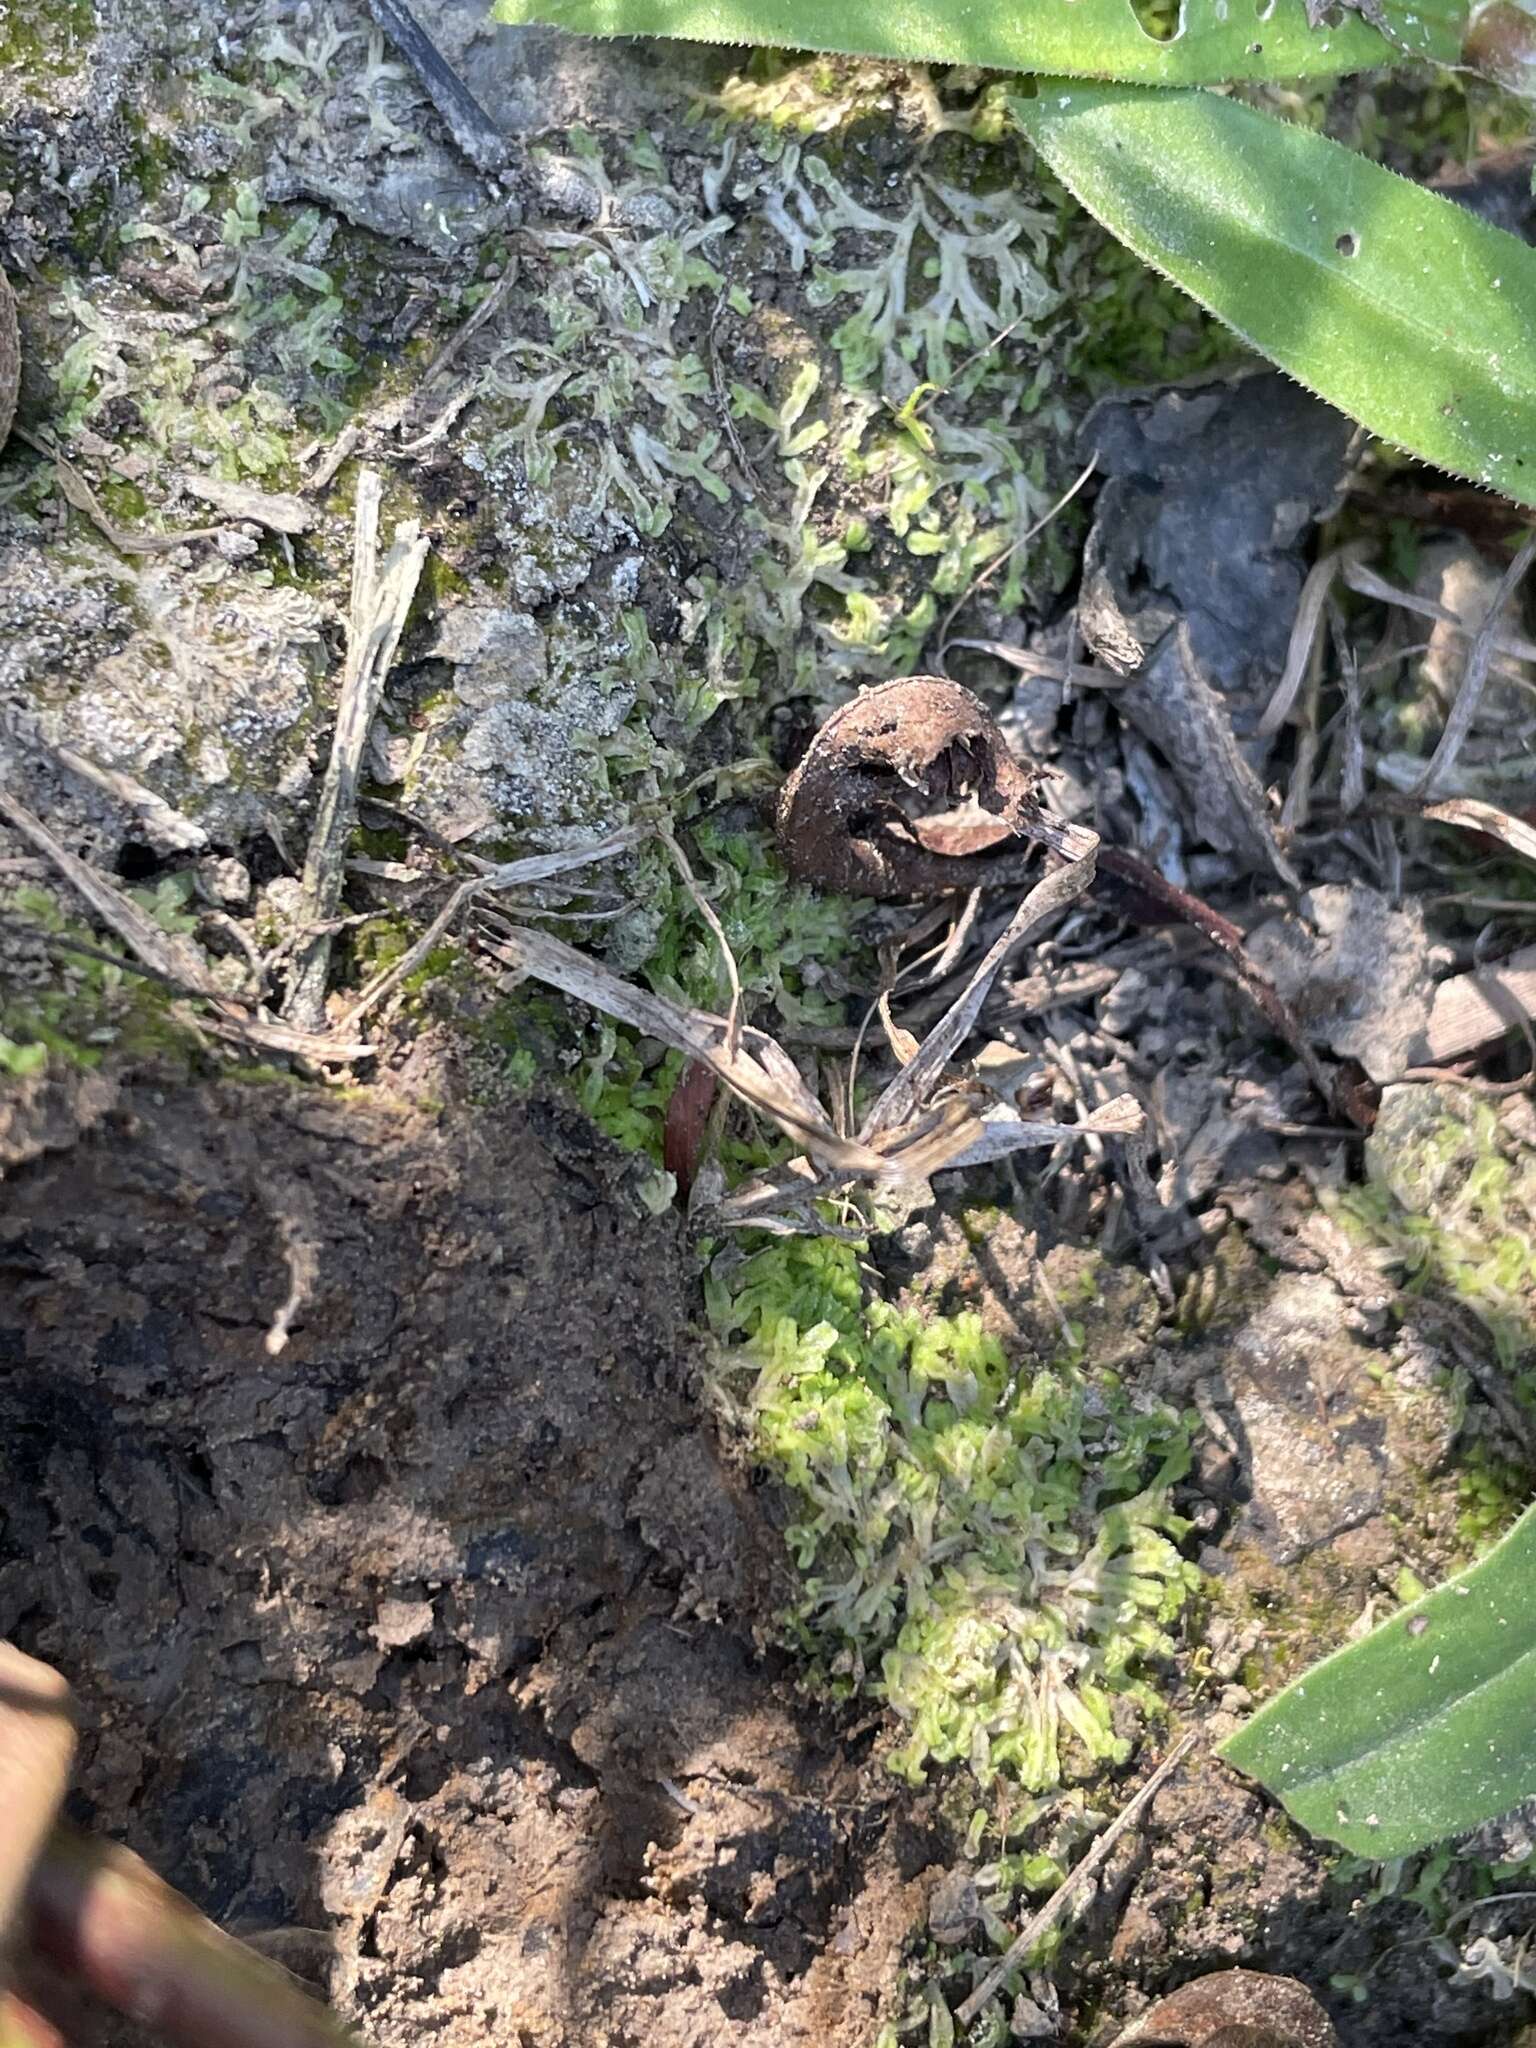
left=1421, top=795, right=1536, bottom=866
left=476, top=826, right=648, bottom=888
left=1342, top=558, right=1536, bottom=663
left=0, top=785, right=217, bottom=993
left=957, top=1732, right=1198, bottom=2028
left=939, top=1091, right=1147, bottom=1170
left=1258, top=541, right=1371, bottom=739
left=286, top=473, right=430, bottom=1029
left=861, top=848, right=1097, bottom=1142
left=476, top=919, right=893, bottom=1174
left=944, top=638, right=1127, bottom=690
left=1420, top=528, right=1536, bottom=798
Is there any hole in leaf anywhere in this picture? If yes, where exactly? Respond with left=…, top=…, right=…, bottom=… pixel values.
left=1335, top=230, right=1359, bottom=257
left=1130, top=0, right=1183, bottom=40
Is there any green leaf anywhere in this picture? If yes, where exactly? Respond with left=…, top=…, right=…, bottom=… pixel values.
left=1220, top=1502, right=1536, bottom=1858
left=1012, top=82, right=1536, bottom=507
left=490, top=0, right=1465, bottom=84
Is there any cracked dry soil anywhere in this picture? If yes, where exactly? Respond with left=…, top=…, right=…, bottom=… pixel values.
left=0, top=1067, right=936, bottom=2047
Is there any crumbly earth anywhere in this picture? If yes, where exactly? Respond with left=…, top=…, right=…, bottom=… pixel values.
left=0, top=1062, right=942, bottom=2047
left=0, top=1062, right=1526, bottom=2048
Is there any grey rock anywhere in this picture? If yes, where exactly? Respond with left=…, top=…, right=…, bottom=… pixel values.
left=927, top=1868, right=982, bottom=1945
left=1247, top=884, right=1451, bottom=1084
left=0, top=539, right=327, bottom=852
left=1198, top=1271, right=1393, bottom=1564
left=401, top=603, right=634, bottom=846
left=264, top=153, right=506, bottom=255
left=1077, top=370, right=1354, bottom=878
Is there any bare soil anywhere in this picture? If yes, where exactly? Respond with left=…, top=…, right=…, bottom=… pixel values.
left=0, top=1061, right=937, bottom=2046
left=0, top=1061, right=1525, bottom=2048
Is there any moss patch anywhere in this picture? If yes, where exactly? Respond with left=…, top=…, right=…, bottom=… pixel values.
left=706, top=1235, right=1200, bottom=1792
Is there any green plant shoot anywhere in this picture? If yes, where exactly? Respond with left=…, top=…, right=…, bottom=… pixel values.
left=1013, top=82, right=1536, bottom=507
left=1221, top=1501, right=1536, bottom=1858
left=486, top=0, right=1536, bottom=507
left=491, top=0, right=1465, bottom=83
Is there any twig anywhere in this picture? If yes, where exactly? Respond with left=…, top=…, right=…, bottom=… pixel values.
left=0, top=801, right=374, bottom=1065
left=383, top=267, right=521, bottom=462
left=364, top=0, right=507, bottom=171
left=285, top=471, right=430, bottom=1031
left=179, top=474, right=316, bottom=536
left=658, top=826, right=745, bottom=1054
left=338, top=876, right=478, bottom=1033
left=52, top=745, right=208, bottom=853
left=935, top=457, right=1096, bottom=660
left=304, top=423, right=361, bottom=497
left=1422, top=795, right=1536, bottom=866
left=0, top=916, right=208, bottom=1001
left=956, top=1732, right=1197, bottom=2028
left=1341, top=558, right=1536, bottom=666
left=861, top=854, right=1095, bottom=1143
left=1420, top=528, right=1536, bottom=798
left=409, top=264, right=519, bottom=394
left=943, top=638, right=1127, bottom=691
left=1258, top=540, right=1371, bottom=738
left=17, top=429, right=228, bottom=556
left=0, top=784, right=215, bottom=994
left=1095, top=846, right=1353, bottom=1120
left=1279, top=590, right=1326, bottom=835
left=474, top=826, right=648, bottom=888
left=336, top=825, right=649, bottom=1032
left=200, top=1015, right=374, bottom=1065
left=914, top=305, right=1042, bottom=414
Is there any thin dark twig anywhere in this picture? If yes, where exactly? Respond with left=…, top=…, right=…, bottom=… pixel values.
left=365, top=0, right=507, bottom=170
left=913, top=304, right=1039, bottom=414
left=0, top=916, right=204, bottom=998
left=956, top=1732, right=1198, bottom=2026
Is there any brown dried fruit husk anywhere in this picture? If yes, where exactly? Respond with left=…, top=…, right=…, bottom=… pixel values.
left=1118, top=1968, right=1340, bottom=2048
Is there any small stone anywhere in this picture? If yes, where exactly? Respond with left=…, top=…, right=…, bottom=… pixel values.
left=927, top=1868, right=981, bottom=1946
left=1010, top=1991, right=1055, bottom=2040
left=1246, top=884, right=1450, bottom=1084
left=197, top=855, right=252, bottom=909
left=370, top=1596, right=435, bottom=1651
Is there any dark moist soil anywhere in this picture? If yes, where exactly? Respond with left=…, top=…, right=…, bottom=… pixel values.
left=0, top=1066, right=937, bottom=2047
left=0, top=1067, right=1521, bottom=2047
